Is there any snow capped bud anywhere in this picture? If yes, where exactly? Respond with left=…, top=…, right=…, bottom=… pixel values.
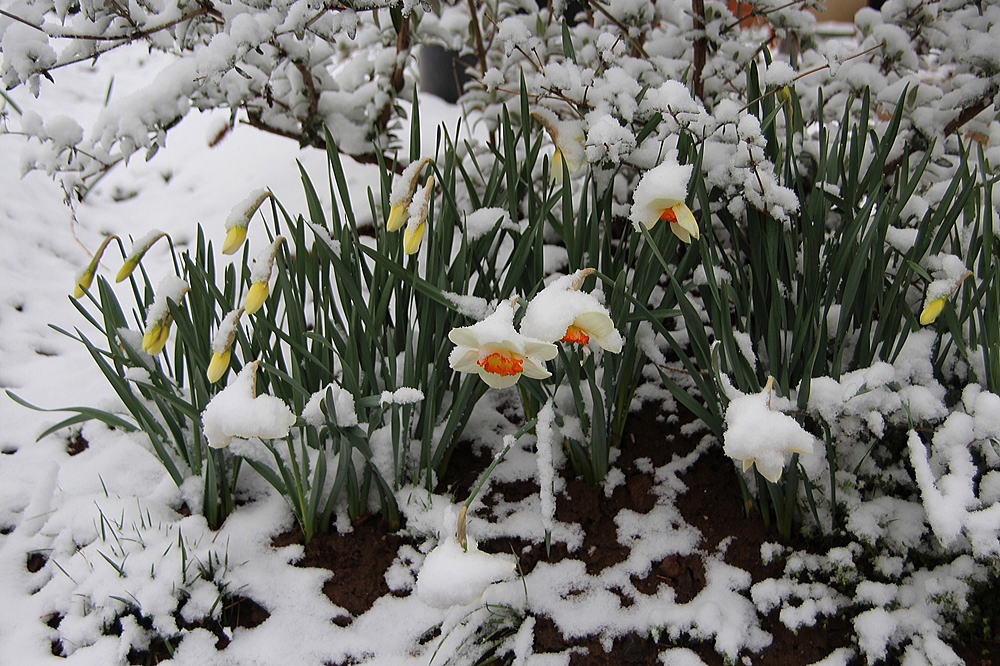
left=386, top=158, right=432, bottom=232
left=402, top=176, right=434, bottom=256
left=386, top=203, right=408, bottom=232
left=207, top=308, right=244, bottom=383
left=141, top=276, right=190, bottom=356
left=206, top=349, right=232, bottom=384
left=243, top=237, right=284, bottom=316
left=919, top=270, right=971, bottom=326
left=116, top=231, right=166, bottom=282
left=919, top=298, right=946, bottom=326
left=223, top=188, right=270, bottom=255
left=221, top=226, right=248, bottom=255
left=73, top=235, right=117, bottom=298
left=243, top=282, right=269, bottom=316
left=202, top=361, right=296, bottom=449
left=532, top=110, right=585, bottom=184
left=142, top=317, right=172, bottom=355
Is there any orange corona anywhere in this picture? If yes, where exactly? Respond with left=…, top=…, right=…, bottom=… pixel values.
left=560, top=325, right=590, bottom=345
left=659, top=207, right=678, bottom=225
left=477, top=352, right=524, bottom=376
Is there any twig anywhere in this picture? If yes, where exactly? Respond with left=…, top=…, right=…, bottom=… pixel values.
left=466, top=0, right=488, bottom=76
left=588, top=0, right=649, bottom=59
left=692, top=0, right=707, bottom=102
left=740, top=42, right=884, bottom=113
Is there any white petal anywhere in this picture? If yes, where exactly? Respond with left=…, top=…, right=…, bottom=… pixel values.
left=756, top=459, right=784, bottom=483
left=449, top=327, right=479, bottom=348
left=521, top=358, right=552, bottom=380
left=478, top=370, right=521, bottom=389
left=573, top=311, right=615, bottom=340
left=522, top=339, right=558, bottom=361
left=672, top=203, right=699, bottom=240
left=670, top=221, right=692, bottom=244
left=449, top=347, right=481, bottom=373
left=592, top=328, right=623, bottom=354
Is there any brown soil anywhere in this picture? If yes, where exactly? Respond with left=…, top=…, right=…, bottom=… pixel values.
left=66, top=431, right=89, bottom=456
left=254, top=402, right=1000, bottom=664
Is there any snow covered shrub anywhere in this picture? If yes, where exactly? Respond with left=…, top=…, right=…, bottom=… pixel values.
left=34, top=498, right=238, bottom=659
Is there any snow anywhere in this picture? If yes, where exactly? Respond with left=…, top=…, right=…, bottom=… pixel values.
left=202, top=362, right=297, bottom=448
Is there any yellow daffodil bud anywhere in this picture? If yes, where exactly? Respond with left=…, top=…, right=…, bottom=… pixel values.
left=243, top=281, right=269, bottom=315
left=206, top=349, right=232, bottom=383
left=777, top=86, right=792, bottom=104
left=403, top=222, right=426, bottom=255
left=141, top=318, right=172, bottom=355
left=386, top=203, right=408, bottom=232
left=920, top=298, right=946, bottom=326
left=386, top=158, right=433, bottom=232
left=116, top=231, right=167, bottom=282
left=242, top=237, right=284, bottom=315
left=72, top=235, right=117, bottom=298
left=222, top=225, right=248, bottom=255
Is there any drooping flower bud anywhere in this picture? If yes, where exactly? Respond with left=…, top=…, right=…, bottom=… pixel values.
left=402, top=176, right=434, bottom=256
left=116, top=231, right=166, bottom=282
left=206, top=308, right=244, bottom=383
left=243, top=237, right=285, bottom=315
left=73, top=235, right=118, bottom=298
left=222, top=188, right=270, bottom=255
left=386, top=158, right=432, bottom=232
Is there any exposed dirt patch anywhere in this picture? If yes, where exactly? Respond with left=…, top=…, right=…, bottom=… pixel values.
left=26, top=551, right=47, bottom=573
left=272, top=518, right=415, bottom=622
left=66, top=431, right=89, bottom=456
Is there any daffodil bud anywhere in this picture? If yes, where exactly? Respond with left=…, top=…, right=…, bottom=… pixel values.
left=401, top=177, right=434, bottom=256
left=142, top=318, right=172, bottom=355
left=72, top=235, right=117, bottom=298
left=206, top=308, right=244, bottom=383
left=116, top=231, right=166, bottom=282
left=206, top=349, right=232, bottom=384
left=919, top=270, right=972, bottom=326
left=141, top=276, right=190, bottom=356
left=243, top=237, right=284, bottom=316
left=222, top=188, right=270, bottom=255
left=531, top=109, right=585, bottom=184
left=919, top=298, right=946, bottom=326
left=386, top=158, right=432, bottom=232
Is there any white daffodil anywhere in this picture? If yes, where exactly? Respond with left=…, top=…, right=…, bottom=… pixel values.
left=448, top=300, right=557, bottom=389
left=201, top=361, right=296, bottom=449
left=722, top=377, right=814, bottom=483
left=628, top=155, right=700, bottom=243
left=519, top=268, right=623, bottom=353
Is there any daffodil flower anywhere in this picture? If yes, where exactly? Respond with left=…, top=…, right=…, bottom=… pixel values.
left=141, top=276, right=190, bottom=356
left=243, top=237, right=285, bottom=316
left=222, top=188, right=270, bottom=255
left=207, top=308, right=244, bottom=383
left=116, top=231, right=166, bottom=282
left=722, top=377, right=814, bottom=483
left=519, top=268, right=623, bottom=353
left=72, top=235, right=117, bottom=298
left=402, top=176, right=434, bottom=255
left=387, top=158, right=432, bottom=232
left=448, top=300, right=557, bottom=389
left=629, top=155, right=700, bottom=243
